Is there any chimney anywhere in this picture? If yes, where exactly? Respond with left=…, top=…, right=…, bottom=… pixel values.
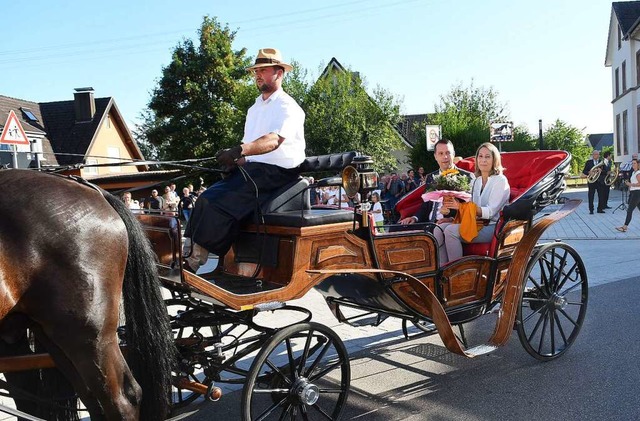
left=73, top=87, right=96, bottom=122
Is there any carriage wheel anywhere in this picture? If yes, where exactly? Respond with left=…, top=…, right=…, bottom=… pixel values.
left=516, top=243, right=588, bottom=361
left=241, top=322, right=350, bottom=420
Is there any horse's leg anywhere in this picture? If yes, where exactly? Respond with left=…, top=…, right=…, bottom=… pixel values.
left=29, top=325, right=105, bottom=419
left=25, top=263, right=142, bottom=421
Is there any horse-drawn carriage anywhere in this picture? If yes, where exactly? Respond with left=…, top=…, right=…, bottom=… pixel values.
left=0, top=149, right=587, bottom=420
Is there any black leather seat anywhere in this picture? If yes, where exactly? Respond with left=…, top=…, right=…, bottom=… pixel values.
left=256, top=152, right=361, bottom=227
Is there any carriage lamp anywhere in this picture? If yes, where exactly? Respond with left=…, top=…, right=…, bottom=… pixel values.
left=341, top=155, right=378, bottom=198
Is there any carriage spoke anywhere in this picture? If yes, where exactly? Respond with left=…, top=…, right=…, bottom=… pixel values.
left=558, top=281, right=583, bottom=297
left=558, top=308, right=580, bottom=328
left=555, top=261, right=578, bottom=292
left=553, top=311, right=569, bottom=346
left=552, top=251, right=569, bottom=291
left=285, top=338, right=299, bottom=378
left=309, top=360, right=343, bottom=383
left=298, top=329, right=315, bottom=376
left=255, top=396, right=289, bottom=421
left=265, top=359, right=293, bottom=386
left=303, top=338, right=332, bottom=378
left=527, top=306, right=548, bottom=343
left=320, top=388, right=347, bottom=394
left=549, top=309, right=556, bottom=352
left=311, top=402, right=335, bottom=420
left=527, top=274, right=547, bottom=297
left=522, top=303, right=547, bottom=324
left=536, top=310, right=549, bottom=355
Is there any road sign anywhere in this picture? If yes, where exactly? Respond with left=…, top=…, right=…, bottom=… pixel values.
left=0, top=110, right=30, bottom=145
left=426, top=125, right=441, bottom=151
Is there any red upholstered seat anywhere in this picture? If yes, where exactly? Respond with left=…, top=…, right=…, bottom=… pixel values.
left=395, top=151, right=569, bottom=258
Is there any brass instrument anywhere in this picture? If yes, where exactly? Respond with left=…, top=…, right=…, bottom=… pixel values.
left=587, top=161, right=619, bottom=186
left=605, top=164, right=619, bottom=186
left=587, top=161, right=603, bottom=184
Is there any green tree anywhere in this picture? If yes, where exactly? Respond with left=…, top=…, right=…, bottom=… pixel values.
left=410, top=81, right=510, bottom=171
left=542, top=119, right=590, bottom=174
left=135, top=16, right=252, bottom=161
left=304, top=67, right=403, bottom=170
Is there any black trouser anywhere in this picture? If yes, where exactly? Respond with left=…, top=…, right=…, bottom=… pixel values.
left=184, top=162, right=298, bottom=256
left=602, top=183, right=610, bottom=207
left=624, top=190, right=640, bottom=226
left=587, top=182, right=599, bottom=211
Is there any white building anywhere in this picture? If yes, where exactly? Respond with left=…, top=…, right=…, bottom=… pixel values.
left=605, top=1, right=640, bottom=162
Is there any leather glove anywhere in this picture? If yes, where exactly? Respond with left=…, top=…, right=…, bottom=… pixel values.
left=215, top=145, right=243, bottom=169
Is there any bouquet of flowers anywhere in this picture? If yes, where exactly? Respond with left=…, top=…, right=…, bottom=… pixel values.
left=422, top=168, right=471, bottom=202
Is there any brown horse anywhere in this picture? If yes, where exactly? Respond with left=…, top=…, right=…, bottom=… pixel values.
left=0, top=169, right=176, bottom=420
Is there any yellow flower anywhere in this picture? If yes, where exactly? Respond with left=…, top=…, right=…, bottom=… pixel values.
left=441, top=168, right=459, bottom=177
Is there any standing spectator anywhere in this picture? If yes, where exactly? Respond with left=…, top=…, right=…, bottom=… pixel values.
left=405, top=169, right=418, bottom=192
left=417, top=167, right=426, bottom=184
left=169, top=183, right=179, bottom=202
left=179, top=187, right=195, bottom=222
left=146, top=189, right=164, bottom=212
left=162, top=186, right=179, bottom=215
left=616, top=158, right=640, bottom=232
left=371, top=191, right=385, bottom=232
left=386, top=172, right=404, bottom=218
left=122, top=191, right=140, bottom=210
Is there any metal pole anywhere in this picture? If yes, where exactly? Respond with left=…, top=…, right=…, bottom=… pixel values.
left=11, top=145, right=18, bottom=168
left=30, top=139, right=41, bottom=169
left=538, top=119, right=544, bottom=150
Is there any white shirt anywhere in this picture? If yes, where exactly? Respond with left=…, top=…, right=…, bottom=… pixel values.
left=243, top=88, right=306, bottom=169
left=472, top=174, right=510, bottom=222
left=372, top=202, right=384, bottom=223
left=630, top=169, right=640, bottom=191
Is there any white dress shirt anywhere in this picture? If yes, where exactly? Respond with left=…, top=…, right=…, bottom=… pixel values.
left=243, top=88, right=306, bottom=169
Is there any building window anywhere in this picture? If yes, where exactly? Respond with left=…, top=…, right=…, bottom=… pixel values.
left=84, top=158, right=98, bottom=175
left=636, top=50, right=640, bottom=86
left=623, top=110, right=628, bottom=155
left=20, top=107, right=38, bottom=122
left=622, top=61, right=627, bottom=92
left=107, top=146, right=121, bottom=173
left=618, top=24, right=622, bottom=49
left=106, top=115, right=111, bottom=129
left=615, top=67, right=620, bottom=97
left=616, top=113, right=621, bottom=154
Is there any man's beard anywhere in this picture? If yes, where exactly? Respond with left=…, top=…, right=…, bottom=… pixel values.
left=259, top=81, right=277, bottom=94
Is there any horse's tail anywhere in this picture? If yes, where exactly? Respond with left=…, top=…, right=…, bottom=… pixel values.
left=103, top=192, right=177, bottom=421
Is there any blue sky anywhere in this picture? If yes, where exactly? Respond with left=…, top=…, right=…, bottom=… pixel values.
left=1, top=0, right=615, bottom=136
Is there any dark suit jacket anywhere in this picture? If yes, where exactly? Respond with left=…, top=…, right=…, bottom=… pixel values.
left=412, top=167, right=474, bottom=223
left=582, top=159, right=609, bottom=184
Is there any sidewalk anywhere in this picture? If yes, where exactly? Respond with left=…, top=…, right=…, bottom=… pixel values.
left=540, top=186, right=639, bottom=240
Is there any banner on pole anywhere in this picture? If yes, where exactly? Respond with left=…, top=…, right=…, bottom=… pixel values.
left=490, top=122, right=514, bottom=142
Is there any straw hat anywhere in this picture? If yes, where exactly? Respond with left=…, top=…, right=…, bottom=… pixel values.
left=247, top=48, right=293, bottom=72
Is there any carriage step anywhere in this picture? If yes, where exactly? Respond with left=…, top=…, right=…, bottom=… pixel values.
left=465, top=344, right=498, bottom=356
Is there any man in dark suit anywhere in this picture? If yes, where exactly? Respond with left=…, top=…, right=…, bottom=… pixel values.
left=398, top=139, right=473, bottom=225
left=601, top=151, right=613, bottom=209
left=582, top=150, right=606, bottom=214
